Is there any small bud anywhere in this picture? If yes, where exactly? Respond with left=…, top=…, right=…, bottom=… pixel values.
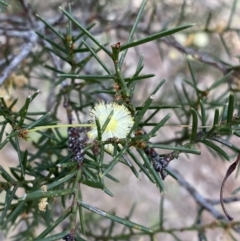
left=38, top=185, right=48, bottom=212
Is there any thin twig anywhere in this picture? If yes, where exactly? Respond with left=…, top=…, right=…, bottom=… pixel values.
left=161, top=36, right=229, bottom=73
left=168, top=167, right=228, bottom=221
left=206, top=196, right=240, bottom=205
left=110, top=22, right=233, bottom=74
left=0, top=31, right=38, bottom=85
left=0, top=6, right=64, bottom=86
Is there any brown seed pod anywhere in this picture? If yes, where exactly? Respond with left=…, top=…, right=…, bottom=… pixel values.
left=68, top=127, right=85, bottom=163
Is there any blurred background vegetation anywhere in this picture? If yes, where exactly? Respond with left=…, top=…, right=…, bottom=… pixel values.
left=1, top=0, right=240, bottom=240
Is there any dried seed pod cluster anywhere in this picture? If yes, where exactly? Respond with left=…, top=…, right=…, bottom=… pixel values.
left=68, top=127, right=85, bottom=162
left=144, top=147, right=174, bottom=180
left=63, top=233, right=76, bottom=241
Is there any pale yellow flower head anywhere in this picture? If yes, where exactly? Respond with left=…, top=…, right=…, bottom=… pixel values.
left=87, top=102, right=134, bottom=153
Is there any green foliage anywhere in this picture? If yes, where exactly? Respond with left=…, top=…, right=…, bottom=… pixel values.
left=1, top=0, right=240, bottom=240
left=0, top=0, right=8, bottom=12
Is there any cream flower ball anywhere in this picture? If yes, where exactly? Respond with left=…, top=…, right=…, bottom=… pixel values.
left=87, top=102, right=134, bottom=153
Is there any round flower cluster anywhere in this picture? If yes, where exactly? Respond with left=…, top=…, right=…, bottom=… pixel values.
left=87, top=102, right=134, bottom=153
